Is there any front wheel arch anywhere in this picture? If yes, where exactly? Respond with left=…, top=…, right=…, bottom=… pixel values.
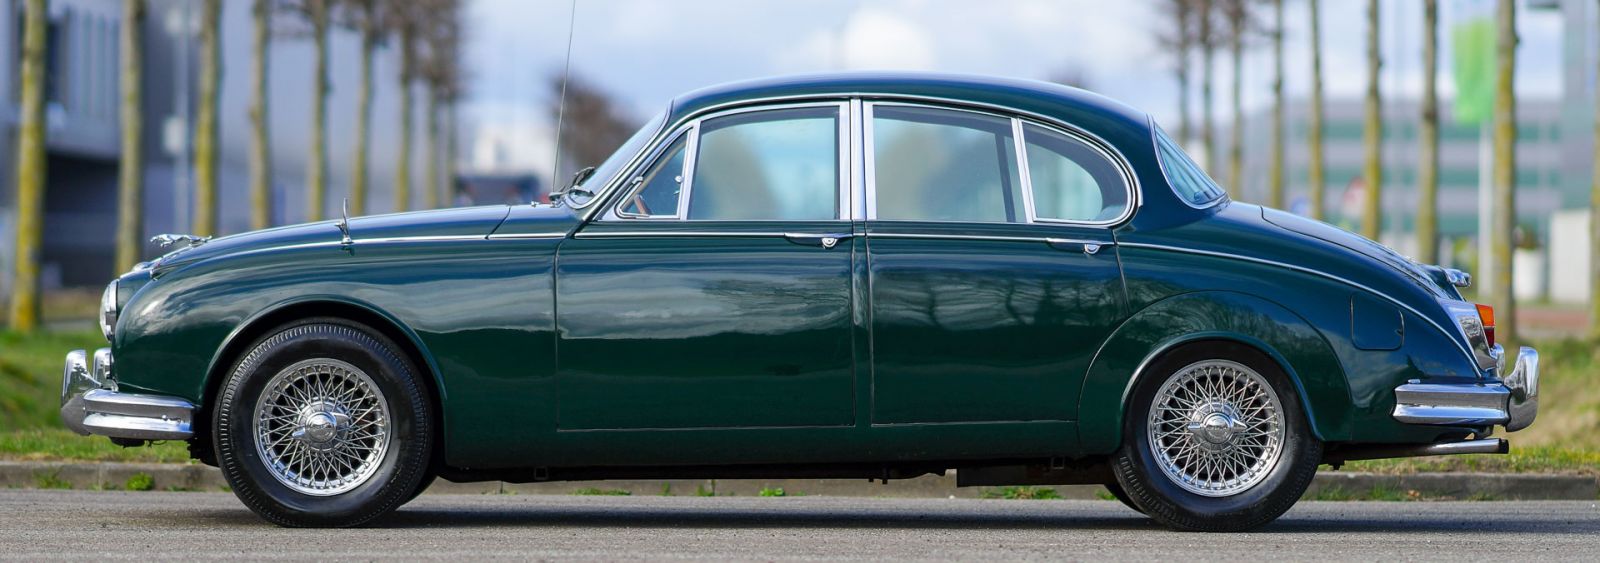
left=192, top=298, right=445, bottom=468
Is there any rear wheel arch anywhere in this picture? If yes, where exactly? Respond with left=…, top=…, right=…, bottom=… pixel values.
left=192, top=298, right=445, bottom=466
left=1077, top=291, right=1354, bottom=453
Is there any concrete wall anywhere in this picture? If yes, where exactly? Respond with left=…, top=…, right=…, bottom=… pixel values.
left=1548, top=209, right=1591, bottom=305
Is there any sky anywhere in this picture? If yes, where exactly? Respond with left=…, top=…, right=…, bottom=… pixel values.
left=461, top=0, right=1567, bottom=177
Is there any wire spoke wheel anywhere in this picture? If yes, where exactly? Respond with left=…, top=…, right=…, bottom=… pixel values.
left=253, top=358, right=391, bottom=497
left=1147, top=359, right=1285, bottom=497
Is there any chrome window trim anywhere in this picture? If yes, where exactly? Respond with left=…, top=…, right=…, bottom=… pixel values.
left=1119, top=241, right=1478, bottom=365
left=862, top=100, right=1136, bottom=228
left=611, top=127, right=696, bottom=220
left=581, top=91, right=1146, bottom=225
left=849, top=99, right=866, bottom=222
left=1149, top=116, right=1227, bottom=210
left=603, top=101, right=850, bottom=223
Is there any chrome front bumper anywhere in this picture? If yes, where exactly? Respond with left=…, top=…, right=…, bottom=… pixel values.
left=60, top=348, right=195, bottom=441
left=1392, top=345, right=1539, bottom=432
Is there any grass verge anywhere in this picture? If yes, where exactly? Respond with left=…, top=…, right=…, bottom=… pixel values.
left=0, top=428, right=192, bottom=463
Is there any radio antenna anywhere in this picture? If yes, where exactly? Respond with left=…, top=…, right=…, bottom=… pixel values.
left=547, top=0, right=578, bottom=204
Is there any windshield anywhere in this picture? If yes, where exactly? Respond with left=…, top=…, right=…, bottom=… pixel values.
left=563, top=110, right=668, bottom=208
left=1153, top=126, right=1226, bottom=207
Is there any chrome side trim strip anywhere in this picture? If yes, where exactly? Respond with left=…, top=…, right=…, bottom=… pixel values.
left=485, top=233, right=569, bottom=240
left=868, top=232, right=1047, bottom=243
left=1118, top=242, right=1476, bottom=363
left=574, top=230, right=792, bottom=238
left=351, top=235, right=488, bottom=244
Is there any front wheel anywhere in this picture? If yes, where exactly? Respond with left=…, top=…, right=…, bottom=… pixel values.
left=214, top=319, right=435, bottom=527
left=1111, top=342, right=1321, bottom=532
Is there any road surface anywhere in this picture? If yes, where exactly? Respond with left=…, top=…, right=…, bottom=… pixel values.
left=2, top=490, right=1596, bottom=560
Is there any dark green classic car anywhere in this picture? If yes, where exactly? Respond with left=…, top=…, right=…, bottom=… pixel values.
left=61, top=73, right=1538, bottom=531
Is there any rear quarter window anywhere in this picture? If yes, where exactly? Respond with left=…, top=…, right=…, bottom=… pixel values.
left=1153, top=127, right=1225, bottom=207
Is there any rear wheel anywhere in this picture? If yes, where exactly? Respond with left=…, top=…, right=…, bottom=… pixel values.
left=1111, top=342, right=1320, bottom=532
left=214, top=319, right=434, bottom=527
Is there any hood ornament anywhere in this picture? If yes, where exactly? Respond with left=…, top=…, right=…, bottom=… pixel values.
left=150, top=233, right=211, bottom=250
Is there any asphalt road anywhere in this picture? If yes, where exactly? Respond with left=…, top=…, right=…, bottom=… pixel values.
left=2, top=490, right=1597, bottom=561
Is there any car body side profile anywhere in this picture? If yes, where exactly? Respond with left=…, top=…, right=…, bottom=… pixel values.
left=61, top=73, right=1538, bottom=531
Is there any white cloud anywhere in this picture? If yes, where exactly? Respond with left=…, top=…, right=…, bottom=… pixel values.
left=775, top=6, right=937, bottom=72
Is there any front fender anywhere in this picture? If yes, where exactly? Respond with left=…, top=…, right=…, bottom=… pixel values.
left=1076, top=290, right=1353, bottom=453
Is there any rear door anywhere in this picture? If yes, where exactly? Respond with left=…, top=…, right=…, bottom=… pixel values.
left=864, top=103, right=1131, bottom=424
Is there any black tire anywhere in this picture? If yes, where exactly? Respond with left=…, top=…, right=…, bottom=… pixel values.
left=214, top=319, right=434, bottom=528
left=1111, top=341, right=1321, bottom=532
left=406, top=472, right=438, bottom=503
left=1102, top=481, right=1144, bottom=514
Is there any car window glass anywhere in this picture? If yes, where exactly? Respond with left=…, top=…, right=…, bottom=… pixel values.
left=618, top=134, right=688, bottom=217
left=871, top=106, right=1022, bottom=223
left=1023, top=123, right=1129, bottom=222
left=1154, top=127, right=1225, bottom=206
left=687, top=106, right=839, bottom=221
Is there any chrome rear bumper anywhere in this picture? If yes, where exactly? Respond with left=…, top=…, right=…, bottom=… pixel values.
left=60, top=348, right=195, bottom=441
left=1392, top=345, right=1539, bottom=432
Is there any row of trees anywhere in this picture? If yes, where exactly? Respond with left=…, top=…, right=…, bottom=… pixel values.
left=8, top=0, right=463, bottom=331
left=1157, top=0, right=1541, bottom=343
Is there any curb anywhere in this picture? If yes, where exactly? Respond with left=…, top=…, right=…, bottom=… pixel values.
left=2, top=461, right=1594, bottom=500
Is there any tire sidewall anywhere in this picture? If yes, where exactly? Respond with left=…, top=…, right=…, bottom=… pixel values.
left=215, top=320, right=431, bottom=527
left=1114, top=341, right=1321, bottom=530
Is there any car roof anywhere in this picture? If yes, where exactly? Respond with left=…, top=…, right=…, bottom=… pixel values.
left=667, top=72, right=1152, bottom=139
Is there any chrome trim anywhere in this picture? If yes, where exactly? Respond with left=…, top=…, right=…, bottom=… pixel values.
left=1444, top=268, right=1471, bottom=288
left=785, top=232, right=853, bottom=249
left=1118, top=242, right=1478, bottom=365
left=60, top=348, right=195, bottom=441
left=869, top=232, right=1047, bottom=243
left=99, top=280, right=117, bottom=342
left=351, top=235, right=488, bottom=244
left=337, top=198, right=353, bottom=247
left=484, top=232, right=569, bottom=240
left=574, top=230, right=794, bottom=238
left=849, top=99, right=866, bottom=222
left=1011, top=117, right=1039, bottom=223
left=1045, top=238, right=1115, bottom=255
left=863, top=102, right=879, bottom=220
left=1441, top=300, right=1498, bottom=371
left=1392, top=346, right=1538, bottom=431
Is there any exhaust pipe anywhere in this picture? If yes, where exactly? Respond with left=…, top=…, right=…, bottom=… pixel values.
left=1324, top=438, right=1508, bottom=465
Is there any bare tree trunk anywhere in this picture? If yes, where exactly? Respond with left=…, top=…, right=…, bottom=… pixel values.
left=1227, top=6, right=1244, bottom=200
left=117, top=0, right=146, bottom=273
left=194, top=0, right=220, bottom=236
left=1592, top=0, right=1600, bottom=338
left=351, top=6, right=376, bottom=215
left=1491, top=0, right=1517, bottom=346
left=424, top=88, right=440, bottom=209
left=307, top=0, right=329, bottom=222
left=444, top=103, right=458, bottom=207
left=249, top=0, right=272, bottom=230
left=8, top=0, right=47, bottom=331
left=1361, top=0, right=1383, bottom=240
left=395, top=28, right=415, bottom=213
left=1308, top=0, right=1326, bottom=220
left=1418, top=0, right=1440, bottom=264
left=1175, top=0, right=1192, bottom=144
left=1200, top=0, right=1215, bottom=171
left=1268, top=0, right=1284, bottom=209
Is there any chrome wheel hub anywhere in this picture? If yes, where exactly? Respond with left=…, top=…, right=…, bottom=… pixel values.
left=1148, top=360, right=1285, bottom=497
left=254, top=359, right=390, bottom=496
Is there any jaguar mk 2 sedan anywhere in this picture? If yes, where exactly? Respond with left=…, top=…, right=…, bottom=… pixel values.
left=62, top=73, right=1537, bottom=531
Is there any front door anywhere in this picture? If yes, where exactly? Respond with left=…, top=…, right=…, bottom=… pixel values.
left=864, top=103, right=1131, bottom=424
left=555, top=103, right=856, bottom=430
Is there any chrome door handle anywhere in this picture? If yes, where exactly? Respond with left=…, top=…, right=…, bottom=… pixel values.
left=785, top=232, right=853, bottom=249
left=1046, top=238, right=1114, bottom=255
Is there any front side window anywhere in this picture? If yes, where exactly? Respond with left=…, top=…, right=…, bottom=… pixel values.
left=1024, top=123, right=1129, bottom=222
left=1154, top=127, right=1225, bottom=207
left=871, top=106, right=1023, bottom=222
left=568, top=110, right=666, bottom=207
left=688, top=106, right=839, bottom=221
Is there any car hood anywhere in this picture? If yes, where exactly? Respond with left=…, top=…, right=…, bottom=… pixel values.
left=149, top=205, right=514, bottom=273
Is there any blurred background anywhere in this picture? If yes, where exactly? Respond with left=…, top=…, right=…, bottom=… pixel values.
left=0, top=1, right=1597, bottom=454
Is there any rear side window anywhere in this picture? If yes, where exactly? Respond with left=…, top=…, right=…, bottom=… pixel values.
left=1154, top=127, right=1225, bottom=206
left=1023, top=123, right=1129, bottom=222
left=871, top=105, right=1024, bottom=222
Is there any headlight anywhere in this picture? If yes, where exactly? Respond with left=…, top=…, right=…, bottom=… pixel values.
left=99, top=280, right=118, bottom=342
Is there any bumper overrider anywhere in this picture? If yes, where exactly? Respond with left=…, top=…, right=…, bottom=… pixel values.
left=1392, top=345, right=1539, bottom=432
left=60, top=348, right=195, bottom=441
